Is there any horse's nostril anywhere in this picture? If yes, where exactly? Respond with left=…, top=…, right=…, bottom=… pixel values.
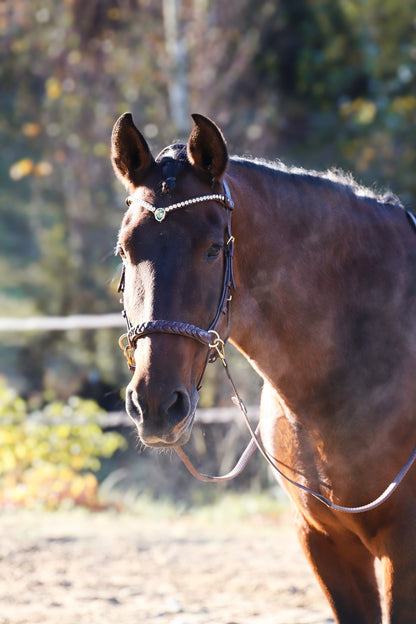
left=126, top=387, right=143, bottom=424
left=162, top=389, right=191, bottom=427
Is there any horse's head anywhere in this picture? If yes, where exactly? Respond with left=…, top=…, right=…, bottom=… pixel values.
left=111, top=113, right=233, bottom=448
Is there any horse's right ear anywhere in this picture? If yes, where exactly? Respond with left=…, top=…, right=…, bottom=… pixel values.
left=111, top=113, right=154, bottom=188
left=187, top=114, right=228, bottom=181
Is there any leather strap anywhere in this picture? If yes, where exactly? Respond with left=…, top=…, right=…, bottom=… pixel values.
left=128, top=320, right=213, bottom=347
left=120, top=179, right=235, bottom=371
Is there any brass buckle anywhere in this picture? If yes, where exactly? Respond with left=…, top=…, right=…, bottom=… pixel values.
left=208, top=330, right=226, bottom=365
left=118, top=334, right=136, bottom=371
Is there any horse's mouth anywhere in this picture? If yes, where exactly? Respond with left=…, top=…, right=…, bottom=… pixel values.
left=136, top=411, right=195, bottom=449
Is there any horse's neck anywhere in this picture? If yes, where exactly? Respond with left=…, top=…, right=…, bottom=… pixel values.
left=227, top=164, right=325, bottom=395
left=226, top=162, right=370, bottom=411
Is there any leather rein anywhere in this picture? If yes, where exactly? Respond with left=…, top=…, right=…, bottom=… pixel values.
left=118, top=182, right=416, bottom=514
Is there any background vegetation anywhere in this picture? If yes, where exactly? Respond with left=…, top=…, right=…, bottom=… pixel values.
left=0, top=378, right=126, bottom=508
left=1, top=0, right=415, bottom=409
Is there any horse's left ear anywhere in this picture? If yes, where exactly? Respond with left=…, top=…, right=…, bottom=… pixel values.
left=187, top=114, right=228, bottom=181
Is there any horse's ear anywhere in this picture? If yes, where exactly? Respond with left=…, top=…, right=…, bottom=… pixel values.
left=187, top=114, right=228, bottom=181
left=111, top=112, right=154, bottom=188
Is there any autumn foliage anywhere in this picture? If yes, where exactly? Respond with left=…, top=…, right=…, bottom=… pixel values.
left=0, top=380, right=126, bottom=509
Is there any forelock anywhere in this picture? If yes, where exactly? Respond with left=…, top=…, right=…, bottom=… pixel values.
left=156, top=144, right=188, bottom=194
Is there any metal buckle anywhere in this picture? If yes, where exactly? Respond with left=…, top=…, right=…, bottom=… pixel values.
left=208, top=330, right=226, bottom=364
left=118, top=334, right=136, bottom=371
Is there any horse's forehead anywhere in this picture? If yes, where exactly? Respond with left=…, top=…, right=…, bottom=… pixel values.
left=121, top=201, right=222, bottom=239
left=119, top=199, right=221, bottom=248
left=119, top=148, right=222, bottom=240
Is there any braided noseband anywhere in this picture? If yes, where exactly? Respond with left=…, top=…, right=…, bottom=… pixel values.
left=127, top=320, right=213, bottom=347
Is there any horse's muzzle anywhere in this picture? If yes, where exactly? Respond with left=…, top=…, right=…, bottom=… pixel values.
left=126, top=385, right=196, bottom=447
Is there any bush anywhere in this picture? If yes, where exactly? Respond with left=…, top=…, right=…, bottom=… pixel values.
left=0, top=379, right=126, bottom=510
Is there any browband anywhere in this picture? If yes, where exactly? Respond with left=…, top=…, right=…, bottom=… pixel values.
left=126, top=181, right=234, bottom=222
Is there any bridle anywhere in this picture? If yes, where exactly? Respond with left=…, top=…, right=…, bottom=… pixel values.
left=118, top=179, right=235, bottom=379
left=117, top=180, right=416, bottom=514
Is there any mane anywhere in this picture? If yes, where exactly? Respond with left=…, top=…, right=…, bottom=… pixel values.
left=231, top=155, right=403, bottom=209
left=153, top=145, right=403, bottom=210
left=156, top=143, right=188, bottom=194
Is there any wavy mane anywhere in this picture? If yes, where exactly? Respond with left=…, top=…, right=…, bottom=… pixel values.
left=231, top=155, right=403, bottom=209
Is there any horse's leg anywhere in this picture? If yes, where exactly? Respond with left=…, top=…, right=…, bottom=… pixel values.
left=295, top=513, right=382, bottom=624
left=379, top=520, right=416, bottom=624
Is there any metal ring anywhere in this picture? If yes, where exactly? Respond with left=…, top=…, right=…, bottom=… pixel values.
left=208, top=330, right=226, bottom=361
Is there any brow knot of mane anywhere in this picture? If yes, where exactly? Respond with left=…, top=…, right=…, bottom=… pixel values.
left=156, top=144, right=188, bottom=195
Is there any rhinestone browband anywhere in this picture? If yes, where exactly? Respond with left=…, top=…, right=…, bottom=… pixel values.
left=126, top=193, right=233, bottom=222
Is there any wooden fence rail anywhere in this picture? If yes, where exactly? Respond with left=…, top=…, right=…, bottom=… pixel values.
left=0, top=314, right=124, bottom=332
left=0, top=315, right=260, bottom=427
left=100, top=406, right=259, bottom=429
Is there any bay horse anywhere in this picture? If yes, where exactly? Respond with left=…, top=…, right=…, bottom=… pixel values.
left=111, top=112, right=416, bottom=624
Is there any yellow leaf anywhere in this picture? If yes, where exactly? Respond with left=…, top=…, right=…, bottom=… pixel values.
left=34, top=161, right=53, bottom=177
left=22, top=123, right=41, bottom=138
left=9, top=158, right=34, bottom=180
left=45, top=77, right=62, bottom=100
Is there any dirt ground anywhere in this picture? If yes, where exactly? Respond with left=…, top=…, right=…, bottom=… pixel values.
left=0, top=509, right=334, bottom=624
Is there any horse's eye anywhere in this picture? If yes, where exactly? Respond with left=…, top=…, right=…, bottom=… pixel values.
left=206, top=244, right=222, bottom=260
left=117, top=245, right=126, bottom=259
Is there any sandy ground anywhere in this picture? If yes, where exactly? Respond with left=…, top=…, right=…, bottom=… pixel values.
left=0, top=509, right=334, bottom=624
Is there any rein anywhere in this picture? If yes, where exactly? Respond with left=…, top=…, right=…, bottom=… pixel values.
left=118, top=183, right=416, bottom=514
left=171, top=342, right=416, bottom=512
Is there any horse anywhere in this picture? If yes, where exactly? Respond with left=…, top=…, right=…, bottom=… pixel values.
left=111, top=112, right=416, bottom=624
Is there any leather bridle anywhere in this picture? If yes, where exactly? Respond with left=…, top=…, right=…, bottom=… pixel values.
left=118, top=179, right=235, bottom=380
